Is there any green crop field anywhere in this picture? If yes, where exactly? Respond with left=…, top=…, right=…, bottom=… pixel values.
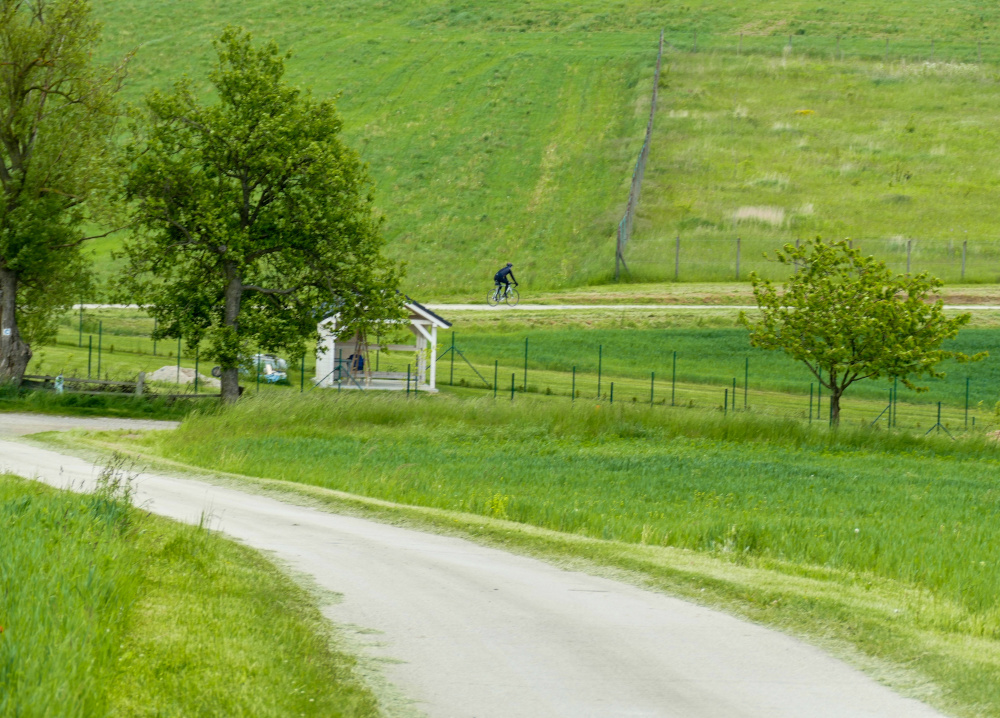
left=101, top=391, right=1000, bottom=715
left=77, top=0, right=1000, bottom=295
left=0, top=471, right=378, bottom=717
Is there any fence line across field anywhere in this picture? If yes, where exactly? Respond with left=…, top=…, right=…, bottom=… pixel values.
left=612, top=28, right=1000, bottom=278
left=437, top=333, right=994, bottom=434
left=666, top=30, right=1000, bottom=66
left=624, top=236, right=1000, bottom=283
left=615, top=30, right=664, bottom=281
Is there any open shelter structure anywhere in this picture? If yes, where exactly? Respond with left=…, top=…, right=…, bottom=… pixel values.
left=315, top=299, right=451, bottom=392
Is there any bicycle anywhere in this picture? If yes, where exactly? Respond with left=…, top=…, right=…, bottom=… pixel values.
left=487, top=282, right=519, bottom=307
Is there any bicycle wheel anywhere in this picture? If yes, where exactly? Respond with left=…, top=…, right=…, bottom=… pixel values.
left=504, top=287, right=520, bottom=307
left=487, top=287, right=500, bottom=307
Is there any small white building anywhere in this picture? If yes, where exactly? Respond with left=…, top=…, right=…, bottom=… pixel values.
left=315, top=298, right=452, bottom=392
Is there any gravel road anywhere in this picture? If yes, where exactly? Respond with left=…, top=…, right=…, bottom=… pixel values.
left=0, top=417, right=947, bottom=718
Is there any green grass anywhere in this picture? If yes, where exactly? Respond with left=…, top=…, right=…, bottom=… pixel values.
left=101, top=390, right=1000, bottom=715
left=33, top=305, right=1000, bottom=430
left=76, top=1, right=1000, bottom=295
left=627, top=50, right=1000, bottom=282
left=127, top=393, right=1000, bottom=612
left=0, top=471, right=379, bottom=717
left=447, top=322, right=1000, bottom=406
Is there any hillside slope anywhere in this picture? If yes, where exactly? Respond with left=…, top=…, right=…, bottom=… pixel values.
left=91, top=1, right=1000, bottom=293
left=627, top=49, right=1000, bottom=282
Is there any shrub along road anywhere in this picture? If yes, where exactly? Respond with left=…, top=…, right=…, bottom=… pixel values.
left=0, top=417, right=947, bottom=718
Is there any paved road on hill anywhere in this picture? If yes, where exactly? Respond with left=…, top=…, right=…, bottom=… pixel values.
left=0, top=415, right=948, bottom=718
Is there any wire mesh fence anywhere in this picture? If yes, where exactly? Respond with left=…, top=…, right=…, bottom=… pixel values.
left=661, top=30, right=1000, bottom=66
left=614, top=29, right=1000, bottom=280
left=624, top=236, right=1000, bottom=284
left=615, top=30, right=664, bottom=280
left=438, top=333, right=999, bottom=435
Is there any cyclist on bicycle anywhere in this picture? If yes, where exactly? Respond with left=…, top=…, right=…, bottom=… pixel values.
left=494, top=262, right=518, bottom=297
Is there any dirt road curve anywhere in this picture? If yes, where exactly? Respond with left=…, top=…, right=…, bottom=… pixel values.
left=0, top=417, right=946, bottom=718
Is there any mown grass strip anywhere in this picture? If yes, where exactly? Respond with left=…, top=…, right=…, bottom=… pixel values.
left=0, top=472, right=380, bottom=718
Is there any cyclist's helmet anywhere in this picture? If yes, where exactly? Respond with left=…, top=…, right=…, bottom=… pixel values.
left=506, top=262, right=513, bottom=267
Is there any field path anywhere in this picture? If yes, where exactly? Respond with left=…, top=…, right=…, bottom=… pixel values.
left=0, top=416, right=947, bottom=718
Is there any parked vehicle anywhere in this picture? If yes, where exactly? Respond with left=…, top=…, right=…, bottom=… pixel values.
left=211, top=354, right=288, bottom=383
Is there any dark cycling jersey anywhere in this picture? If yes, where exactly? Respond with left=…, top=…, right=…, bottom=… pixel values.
left=494, top=266, right=516, bottom=284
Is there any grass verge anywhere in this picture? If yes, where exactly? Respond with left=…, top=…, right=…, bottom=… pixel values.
left=0, top=469, right=379, bottom=718
left=56, top=391, right=1000, bottom=718
left=0, top=384, right=202, bottom=420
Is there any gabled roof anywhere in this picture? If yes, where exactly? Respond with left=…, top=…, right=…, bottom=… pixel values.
left=319, top=294, right=451, bottom=328
left=405, top=296, right=452, bottom=328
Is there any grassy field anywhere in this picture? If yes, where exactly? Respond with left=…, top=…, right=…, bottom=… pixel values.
left=627, top=50, right=1000, bottom=282
left=72, top=1, right=1000, bottom=295
left=95, top=391, right=1000, bottom=716
left=445, top=320, right=1000, bottom=406
left=0, top=470, right=379, bottom=717
left=30, top=305, right=1000, bottom=430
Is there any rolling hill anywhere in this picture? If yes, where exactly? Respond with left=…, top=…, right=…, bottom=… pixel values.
left=90, top=1, right=1000, bottom=294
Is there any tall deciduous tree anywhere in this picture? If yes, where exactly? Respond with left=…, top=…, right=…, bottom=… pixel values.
left=118, top=28, right=402, bottom=402
left=739, top=238, right=982, bottom=425
left=0, top=0, right=125, bottom=383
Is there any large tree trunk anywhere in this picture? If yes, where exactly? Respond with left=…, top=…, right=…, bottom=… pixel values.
left=220, top=266, right=242, bottom=404
left=0, top=266, right=31, bottom=385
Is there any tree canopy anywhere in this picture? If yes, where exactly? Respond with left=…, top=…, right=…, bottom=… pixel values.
left=739, top=238, right=982, bottom=425
left=0, top=0, right=125, bottom=383
left=117, top=28, right=403, bottom=402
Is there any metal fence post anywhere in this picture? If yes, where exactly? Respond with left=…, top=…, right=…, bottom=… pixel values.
left=732, top=377, right=737, bottom=410
left=510, top=373, right=515, bottom=401
left=87, top=335, right=92, bottom=378
left=98, top=321, right=103, bottom=379
left=610, top=382, right=614, bottom=404
left=724, top=388, right=728, bottom=415
left=406, top=365, right=410, bottom=397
